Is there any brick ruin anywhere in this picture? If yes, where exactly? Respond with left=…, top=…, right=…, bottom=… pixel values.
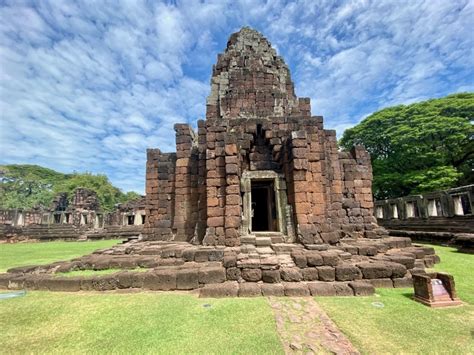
left=144, top=27, right=383, bottom=246
left=0, top=28, right=442, bottom=297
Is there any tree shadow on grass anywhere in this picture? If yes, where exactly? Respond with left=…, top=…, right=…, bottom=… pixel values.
left=400, top=291, right=415, bottom=300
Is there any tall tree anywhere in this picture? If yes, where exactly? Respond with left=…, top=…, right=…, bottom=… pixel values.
left=339, top=93, right=474, bottom=199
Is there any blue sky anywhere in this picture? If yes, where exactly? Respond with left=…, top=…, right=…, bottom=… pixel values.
left=1, top=0, right=473, bottom=193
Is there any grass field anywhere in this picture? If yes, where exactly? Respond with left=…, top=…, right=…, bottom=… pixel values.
left=0, top=292, right=283, bottom=354
left=317, top=244, right=474, bottom=354
left=0, top=240, right=120, bottom=272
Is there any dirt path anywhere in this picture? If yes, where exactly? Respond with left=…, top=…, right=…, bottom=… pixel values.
left=269, top=297, right=360, bottom=355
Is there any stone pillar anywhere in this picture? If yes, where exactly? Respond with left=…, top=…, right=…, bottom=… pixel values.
left=143, top=149, right=176, bottom=241
left=204, top=121, right=227, bottom=245
left=173, top=124, right=198, bottom=241
left=289, top=130, right=319, bottom=244
left=224, top=135, right=241, bottom=247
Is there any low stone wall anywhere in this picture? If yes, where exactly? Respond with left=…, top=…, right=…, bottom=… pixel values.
left=0, top=224, right=143, bottom=243
left=375, top=185, right=474, bottom=250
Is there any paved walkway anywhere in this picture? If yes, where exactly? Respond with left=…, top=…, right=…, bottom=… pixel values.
left=269, top=297, right=359, bottom=355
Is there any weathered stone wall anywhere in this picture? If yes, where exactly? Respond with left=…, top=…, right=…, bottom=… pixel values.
left=375, top=185, right=474, bottom=235
left=143, top=27, right=383, bottom=246
left=144, top=149, right=176, bottom=240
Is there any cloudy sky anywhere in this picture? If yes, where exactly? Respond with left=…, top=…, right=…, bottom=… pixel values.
left=1, top=0, right=473, bottom=193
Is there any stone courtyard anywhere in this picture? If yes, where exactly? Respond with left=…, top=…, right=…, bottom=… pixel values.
left=0, top=27, right=440, bottom=297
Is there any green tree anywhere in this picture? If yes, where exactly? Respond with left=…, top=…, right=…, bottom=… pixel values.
left=0, top=165, right=142, bottom=211
left=340, top=93, right=474, bottom=199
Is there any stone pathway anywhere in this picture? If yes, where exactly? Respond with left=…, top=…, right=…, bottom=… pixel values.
left=269, top=297, right=360, bottom=355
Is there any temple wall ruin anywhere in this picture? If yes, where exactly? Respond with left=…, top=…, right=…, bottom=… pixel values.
left=0, top=189, right=146, bottom=242
left=375, top=185, right=474, bottom=248
left=143, top=27, right=384, bottom=246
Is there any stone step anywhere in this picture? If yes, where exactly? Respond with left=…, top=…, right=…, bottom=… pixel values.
left=241, top=235, right=256, bottom=244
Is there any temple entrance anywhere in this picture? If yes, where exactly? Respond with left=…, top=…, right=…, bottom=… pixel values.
left=251, top=180, right=277, bottom=232
left=241, top=170, right=295, bottom=242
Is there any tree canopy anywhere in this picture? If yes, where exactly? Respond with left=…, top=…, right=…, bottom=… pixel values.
left=0, top=164, right=141, bottom=211
left=339, top=93, right=474, bottom=199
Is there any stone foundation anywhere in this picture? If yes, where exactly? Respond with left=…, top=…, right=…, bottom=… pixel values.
left=0, top=236, right=438, bottom=297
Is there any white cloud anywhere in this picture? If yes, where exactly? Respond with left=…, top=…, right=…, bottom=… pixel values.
left=1, top=0, right=472, bottom=193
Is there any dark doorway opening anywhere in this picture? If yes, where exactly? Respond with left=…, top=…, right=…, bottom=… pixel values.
left=251, top=180, right=277, bottom=232
left=127, top=215, right=135, bottom=225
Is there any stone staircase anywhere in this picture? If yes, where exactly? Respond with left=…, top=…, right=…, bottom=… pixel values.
left=241, top=232, right=286, bottom=246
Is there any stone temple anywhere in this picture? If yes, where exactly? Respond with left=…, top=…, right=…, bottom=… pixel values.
left=144, top=27, right=383, bottom=246
left=0, top=28, right=440, bottom=297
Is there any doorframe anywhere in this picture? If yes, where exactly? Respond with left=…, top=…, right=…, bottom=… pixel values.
left=241, top=170, right=291, bottom=239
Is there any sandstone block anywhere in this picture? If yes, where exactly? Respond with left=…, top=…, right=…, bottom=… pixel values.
left=261, top=283, right=285, bottom=296
left=308, top=282, right=336, bottom=296
left=225, top=144, right=238, bottom=155
left=182, top=249, right=196, bottom=262
left=226, top=195, right=241, bottom=205
left=291, top=252, right=307, bottom=268
left=262, top=270, right=281, bottom=283
left=238, top=283, right=262, bottom=297
left=207, top=217, right=224, bottom=227
left=143, top=270, right=176, bottom=291
left=43, top=277, right=82, bottom=292
left=225, top=216, right=240, bottom=228
left=283, top=282, right=310, bottom=297
left=280, top=267, right=303, bottom=282
left=335, top=264, right=362, bottom=281
left=199, top=266, right=226, bottom=284
left=242, top=268, right=262, bottom=282
left=320, top=251, right=340, bottom=266
left=316, top=266, right=335, bottom=281
left=200, top=282, right=239, bottom=298
left=177, top=269, right=199, bottom=290
left=225, top=164, right=239, bottom=174
left=334, top=283, right=354, bottom=296
left=348, top=281, right=375, bottom=296
left=194, top=250, right=209, bottom=262
left=302, top=268, right=319, bottom=281
left=226, top=267, right=241, bottom=280
left=387, top=255, right=415, bottom=269
left=306, top=252, right=324, bottom=266
left=223, top=255, right=237, bottom=268
left=357, top=262, right=392, bottom=279
left=386, top=262, right=407, bottom=278
left=208, top=249, right=224, bottom=261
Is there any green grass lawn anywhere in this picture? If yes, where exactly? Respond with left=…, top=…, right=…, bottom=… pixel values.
left=0, top=292, right=283, bottom=354
left=0, top=240, right=121, bottom=272
left=56, top=267, right=149, bottom=277
left=318, top=244, right=474, bottom=354
left=0, top=240, right=284, bottom=354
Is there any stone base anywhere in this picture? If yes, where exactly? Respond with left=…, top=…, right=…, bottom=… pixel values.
left=413, top=296, right=463, bottom=308
left=0, top=236, right=439, bottom=297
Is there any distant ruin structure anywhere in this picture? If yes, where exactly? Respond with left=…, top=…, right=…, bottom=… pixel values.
left=0, top=188, right=145, bottom=242
left=144, top=27, right=383, bottom=246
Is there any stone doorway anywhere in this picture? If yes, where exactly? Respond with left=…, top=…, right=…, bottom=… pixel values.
left=251, top=180, right=277, bottom=232
left=241, top=170, right=295, bottom=242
